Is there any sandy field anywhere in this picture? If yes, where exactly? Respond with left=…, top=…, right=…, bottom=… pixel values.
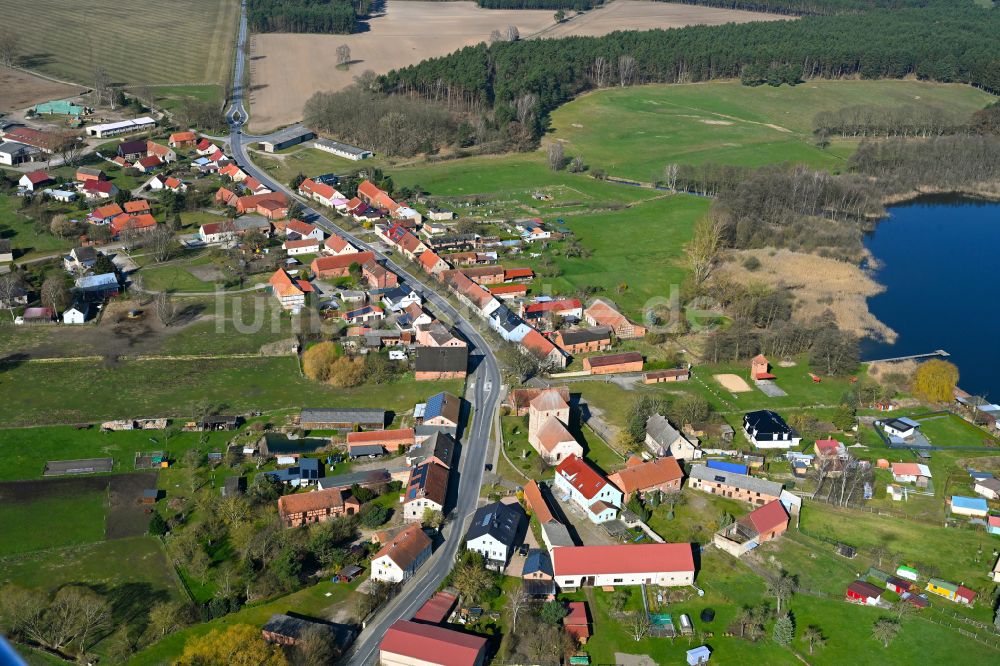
left=249, top=0, right=790, bottom=130
left=0, top=68, right=86, bottom=114
left=714, top=373, right=752, bottom=393
left=717, top=248, right=897, bottom=343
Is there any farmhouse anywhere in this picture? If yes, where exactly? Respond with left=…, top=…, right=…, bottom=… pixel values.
left=488, top=305, right=533, bottom=342
left=168, top=131, right=197, bottom=147
left=422, top=392, right=462, bottom=430
left=521, top=329, right=568, bottom=369
left=465, top=501, right=525, bottom=569
left=846, top=580, right=882, bottom=605
left=415, top=346, right=468, bottom=381
left=3, top=126, right=74, bottom=153
left=583, top=298, right=646, bottom=339
left=64, top=246, right=98, bottom=273
left=522, top=298, right=583, bottom=324
left=552, top=543, right=696, bottom=590
left=146, top=141, right=176, bottom=163
left=608, top=456, right=684, bottom=499
left=743, top=410, right=801, bottom=449
left=713, top=500, right=789, bottom=558
left=553, top=327, right=612, bottom=354
left=949, top=495, right=989, bottom=517
left=687, top=465, right=784, bottom=506
left=277, top=487, right=360, bottom=527
left=403, top=461, right=450, bottom=522
left=300, top=408, right=386, bottom=431
left=371, top=524, right=433, bottom=583
left=200, top=222, right=238, bottom=244
left=265, top=457, right=321, bottom=486
left=418, top=249, right=451, bottom=276
left=81, top=179, right=118, bottom=199
left=269, top=268, right=313, bottom=311
left=553, top=455, right=623, bottom=524
left=380, top=620, right=487, bottom=666
left=347, top=428, right=415, bottom=454
left=88, top=203, right=124, bottom=224
left=645, top=413, right=701, bottom=461
left=85, top=116, right=155, bottom=138
left=583, top=352, right=644, bottom=375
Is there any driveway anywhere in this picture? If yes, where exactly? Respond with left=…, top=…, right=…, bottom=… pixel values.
left=553, top=494, right=619, bottom=547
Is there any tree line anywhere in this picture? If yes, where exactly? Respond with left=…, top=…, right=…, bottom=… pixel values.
left=849, top=135, right=1000, bottom=192
left=662, top=0, right=940, bottom=16
left=813, top=105, right=975, bottom=138
left=247, top=0, right=360, bottom=34
left=477, top=0, right=598, bottom=8
left=378, top=1, right=1000, bottom=141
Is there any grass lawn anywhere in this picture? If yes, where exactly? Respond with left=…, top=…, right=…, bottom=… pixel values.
left=138, top=264, right=219, bottom=293
left=0, top=537, right=186, bottom=658
left=0, top=425, right=234, bottom=482
left=548, top=80, right=996, bottom=181
left=150, top=84, right=225, bottom=114
left=7, top=0, right=238, bottom=85
left=0, top=490, right=107, bottom=556
left=129, top=578, right=363, bottom=665
left=0, top=356, right=462, bottom=426
left=915, top=412, right=996, bottom=448
left=0, top=194, right=74, bottom=258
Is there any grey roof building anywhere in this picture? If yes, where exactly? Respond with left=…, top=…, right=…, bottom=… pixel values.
left=415, top=346, right=468, bottom=375
left=300, top=408, right=386, bottom=430
left=688, top=464, right=784, bottom=501
left=261, top=613, right=356, bottom=648
left=466, top=501, right=525, bottom=567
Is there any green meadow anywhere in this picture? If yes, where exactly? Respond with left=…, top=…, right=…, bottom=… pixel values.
left=548, top=80, right=996, bottom=181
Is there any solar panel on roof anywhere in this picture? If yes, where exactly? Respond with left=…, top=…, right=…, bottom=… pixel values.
left=481, top=513, right=492, bottom=527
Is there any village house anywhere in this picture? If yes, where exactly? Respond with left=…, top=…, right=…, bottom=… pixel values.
left=521, top=298, right=583, bottom=325
left=81, top=179, right=118, bottom=200
left=343, top=304, right=384, bottom=325
left=72, top=272, right=119, bottom=298
left=117, top=138, right=148, bottom=161
left=385, top=223, right=427, bottom=259
left=890, top=462, right=932, bottom=487
left=415, top=346, right=468, bottom=381
left=324, top=234, right=359, bottom=256
left=168, top=131, right=197, bottom=148
left=285, top=218, right=324, bottom=241
left=554, top=327, right=612, bottom=354
left=488, top=305, right=533, bottom=342
left=362, top=259, right=399, bottom=290
left=973, top=477, right=1000, bottom=500
left=608, top=456, right=684, bottom=499
left=813, top=438, right=848, bottom=475
left=713, top=500, right=789, bottom=558
left=463, top=265, right=505, bottom=285
left=415, top=322, right=466, bottom=348
left=268, top=268, right=313, bottom=311
left=521, top=329, right=568, bottom=369
left=88, top=202, right=124, bottom=224
left=418, top=249, right=451, bottom=277
left=403, top=461, right=450, bottom=522
left=645, top=413, right=701, bottom=461
left=410, top=431, right=456, bottom=470
left=583, top=298, right=646, bottom=339
left=75, top=166, right=105, bottom=183
left=110, top=212, right=157, bottom=238
left=371, top=523, right=433, bottom=583
left=311, top=251, right=375, bottom=278
left=552, top=543, right=696, bottom=590
left=62, top=301, right=92, bottom=325
left=743, top=410, right=802, bottom=449
left=63, top=246, right=98, bottom=274
left=298, top=177, right=344, bottom=208
left=284, top=238, right=321, bottom=256
left=145, top=174, right=187, bottom=192
left=422, top=391, right=462, bottom=431
left=687, top=465, right=784, bottom=506
left=396, top=302, right=433, bottom=332
left=199, top=222, right=238, bottom=244
left=236, top=192, right=290, bottom=220
left=553, top=455, right=623, bottom=523
left=881, top=417, right=921, bottom=440
left=146, top=141, right=176, bottom=163
left=527, top=389, right=583, bottom=465
left=465, top=501, right=525, bottom=570
left=583, top=352, right=644, bottom=375
left=381, top=285, right=422, bottom=312
left=380, top=620, right=488, bottom=666
left=277, top=487, right=361, bottom=527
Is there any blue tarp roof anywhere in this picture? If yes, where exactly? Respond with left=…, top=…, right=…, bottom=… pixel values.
left=951, top=496, right=988, bottom=511
left=706, top=460, right=748, bottom=475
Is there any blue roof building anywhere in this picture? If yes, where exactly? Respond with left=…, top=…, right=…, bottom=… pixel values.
left=706, top=460, right=748, bottom=475
left=950, top=495, right=988, bottom=515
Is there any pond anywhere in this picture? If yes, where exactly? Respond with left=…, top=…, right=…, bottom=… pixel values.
left=862, top=194, right=1000, bottom=398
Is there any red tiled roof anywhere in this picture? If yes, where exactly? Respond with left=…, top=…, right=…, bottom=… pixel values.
left=412, top=591, right=458, bottom=625
left=745, top=500, right=788, bottom=535
left=488, top=284, right=528, bottom=295
left=278, top=487, right=354, bottom=517
left=891, top=462, right=924, bottom=476
left=563, top=602, right=590, bottom=640
left=146, top=141, right=172, bottom=157
left=110, top=213, right=156, bottom=235
left=169, top=131, right=196, bottom=143
left=284, top=238, right=319, bottom=250
left=608, top=457, right=682, bottom=495
left=521, top=329, right=561, bottom=361
left=136, top=155, right=162, bottom=169
left=347, top=429, right=415, bottom=445
left=24, top=170, right=54, bottom=185
left=373, top=524, right=432, bottom=570
left=555, top=455, right=610, bottom=501
left=815, top=439, right=843, bottom=456
left=523, top=299, right=582, bottom=315
left=286, top=219, right=318, bottom=236
left=418, top=249, right=447, bottom=271
left=312, top=251, right=375, bottom=274
left=91, top=203, right=124, bottom=219
left=124, top=200, right=150, bottom=214
left=552, top=543, right=695, bottom=577
left=523, top=480, right=555, bottom=524
left=83, top=180, right=116, bottom=194
left=325, top=235, right=353, bottom=253
left=380, top=620, right=486, bottom=666
left=504, top=268, right=534, bottom=281
left=164, top=176, right=183, bottom=188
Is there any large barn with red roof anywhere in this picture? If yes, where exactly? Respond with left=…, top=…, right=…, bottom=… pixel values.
left=379, top=619, right=487, bottom=666
left=552, top=543, right=696, bottom=590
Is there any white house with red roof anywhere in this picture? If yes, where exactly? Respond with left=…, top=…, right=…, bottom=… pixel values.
left=552, top=543, right=695, bottom=590
left=323, top=234, right=358, bottom=256
left=552, top=455, right=622, bottom=523
left=18, top=170, right=54, bottom=191
left=284, top=238, right=321, bottom=256
left=285, top=219, right=324, bottom=242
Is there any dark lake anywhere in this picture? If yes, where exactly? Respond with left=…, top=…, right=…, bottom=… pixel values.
left=861, top=194, right=1000, bottom=398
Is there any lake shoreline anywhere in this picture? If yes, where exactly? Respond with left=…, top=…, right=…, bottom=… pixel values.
left=880, top=184, right=1000, bottom=207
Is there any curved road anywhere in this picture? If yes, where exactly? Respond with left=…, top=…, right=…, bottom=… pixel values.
left=225, top=4, right=503, bottom=664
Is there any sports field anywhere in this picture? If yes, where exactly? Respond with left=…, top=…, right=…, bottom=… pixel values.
left=549, top=80, right=997, bottom=180
left=6, top=0, right=239, bottom=86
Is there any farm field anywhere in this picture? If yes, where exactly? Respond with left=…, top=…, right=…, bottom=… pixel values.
left=0, top=480, right=107, bottom=556
left=0, top=356, right=462, bottom=426
left=548, top=80, right=997, bottom=181
left=248, top=0, right=787, bottom=130
left=0, top=68, right=86, bottom=114
left=5, top=0, right=239, bottom=86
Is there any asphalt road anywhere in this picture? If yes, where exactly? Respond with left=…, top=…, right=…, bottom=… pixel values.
left=225, top=4, right=503, bottom=663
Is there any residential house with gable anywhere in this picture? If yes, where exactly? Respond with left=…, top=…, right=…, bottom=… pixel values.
left=371, top=523, right=432, bottom=583
left=553, top=455, right=622, bottom=523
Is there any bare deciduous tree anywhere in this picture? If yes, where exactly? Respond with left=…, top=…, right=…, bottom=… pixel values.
left=336, top=44, right=351, bottom=68
left=506, top=25, right=520, bottom=42
left=515, top=93, right=538, bottom=126
left=0, top=29, right=20, bottom=68
left=0, top=273, right=24, bottom=321
left=686, top=214, right=725, bottom=289
left=505, top=587, right=529, bottom=634
left=146, top=225, right=176, bottom=263
left=664, top=163, right=679, bottom=191
left=626, top=611, right=651, bottom=641
left=618, top=55, right=637, bottom=87
left=41, top=275, right=70, bottom=313
left=547, top=141, right=565, bottom=171
left=94, top=67, right=110, bottom=106
left=593, top=56, right=610, bottom=88
left=489, top=29, right=502, bottom=44
left=155, top=291, right=177, bottom=327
